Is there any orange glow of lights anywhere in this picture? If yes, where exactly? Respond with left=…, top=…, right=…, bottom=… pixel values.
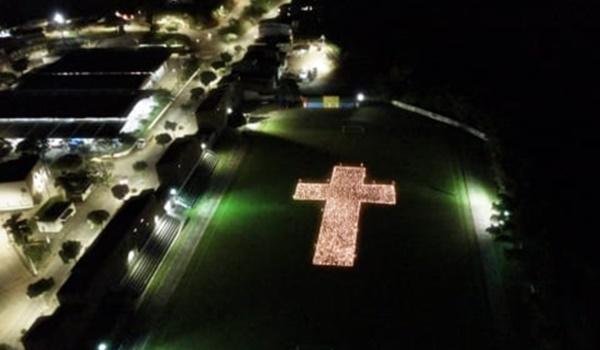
left=293, top=165, right=396, bottom=267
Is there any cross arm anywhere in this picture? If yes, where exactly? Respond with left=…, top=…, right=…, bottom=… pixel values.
left=359, top=184, right=396, bottom=204
left=293, top=182, right=329, bottom=201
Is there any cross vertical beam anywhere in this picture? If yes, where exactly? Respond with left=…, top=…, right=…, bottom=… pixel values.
left=293, top=165, right=396, bottom=267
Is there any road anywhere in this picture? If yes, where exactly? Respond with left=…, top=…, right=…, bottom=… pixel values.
left=129, top=136, right=247, bottom=349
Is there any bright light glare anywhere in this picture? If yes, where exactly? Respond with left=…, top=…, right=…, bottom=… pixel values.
left=53, top=12, right=66, bottom=24
left=97, top=343, right=108, bottom=350
left=201, top=142, right=207, bottom=150
left=127, top=250, right=136, bottom=264
left=289, top=42, right=337, bottom=82
left=468, top=187, right=494, bottom=234
left=121, top=96, right=158, bottom=134
left=356, top=92, right=365, bottom=102
left=293, top=165, right=396, bottom=267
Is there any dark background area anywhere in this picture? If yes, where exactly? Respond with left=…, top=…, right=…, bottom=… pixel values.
left=2, top=0, right=599, bottom=349
left=318, top=2, right=600, bottom=348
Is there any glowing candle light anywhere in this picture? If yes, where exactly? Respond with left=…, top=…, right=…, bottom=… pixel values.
left=293, top=165, right=396, bottom=267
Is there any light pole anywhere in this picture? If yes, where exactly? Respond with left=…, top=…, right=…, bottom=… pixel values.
left=53, top=12, right=66, bottom=43
left=53, top=12, right=66, bottom=25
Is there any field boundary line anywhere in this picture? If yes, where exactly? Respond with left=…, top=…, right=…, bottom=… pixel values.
left=390, top=99, right=488, bottom=141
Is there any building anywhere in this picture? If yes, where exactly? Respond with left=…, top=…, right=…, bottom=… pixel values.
left=33, top=47, right=172, bottom=81
left=23, top=190, right=160, bottom=350
left=57, top=173, right=95, bottom=202
left=0, top=47, right=173, bottom=141
left=156, top=136, right=203, bottom=188
left=0, top=90, right=142, bottom=139
left=232, top=56, right=283, bottom=98
left=34, top=200, right=76, bottom=233
left=0, top=155, right=55, bottom=211
left=258, top=19, right=293, bottom=39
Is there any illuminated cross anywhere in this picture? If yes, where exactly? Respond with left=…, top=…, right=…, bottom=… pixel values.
left=293, top=165, right=396, bottom=267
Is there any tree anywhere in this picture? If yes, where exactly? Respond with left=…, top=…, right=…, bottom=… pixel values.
left=52, top=153, right=84, bottom=171
left=0, top=138, right=12, bottom=159
left=199, top=70, right=217, bottom=86
left=118, top=133, right=138, bottom=146
left=220, top=52, right=233, bottom=63
left=59, top=240, right=82, bottom=263
left=23, top=242, right=50, bottom=265
left=3, top=213, right=32, bottom=245
left=15, top=138, right=48, bottom=156
left=111, top=184, right=130, bottom=200
left=242, top=0, right=274, bottom=20
left=133, top=161, right=148, bottom=171
left=87, top=161, right=114, bottom=187
left=164, top=121, right=178, bottom=131
left=11, top=58, right=29, bottom=73
left=27, top=278, right=55, bottom=298
left=190, top=87, right=205, bottom=100
left=211, top=60, right=226, bottom=70
left=87, top=210, right=110, bottom=226
left=155, top=133, right=173, bottom=146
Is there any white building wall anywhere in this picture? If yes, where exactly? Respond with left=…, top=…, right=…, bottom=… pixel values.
left=0, top=181, right=34, bottom=212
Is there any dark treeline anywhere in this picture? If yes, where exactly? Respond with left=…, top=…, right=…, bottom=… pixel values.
left=322, top=1, right=599, bottom=349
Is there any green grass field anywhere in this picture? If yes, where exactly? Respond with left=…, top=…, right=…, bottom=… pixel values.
left=147, top=105, right=494, bottom=349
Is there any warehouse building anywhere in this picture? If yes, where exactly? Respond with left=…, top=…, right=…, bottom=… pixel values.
left=0, top=155, right=55, bottom=212
left=0, top=47, right=172, bottom=141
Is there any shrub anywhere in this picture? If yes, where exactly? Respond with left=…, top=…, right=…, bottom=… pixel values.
left=133, top=161, right=149, bottom=171
left=27, top=278, right=55, bottom=298
left=199, top=70, right=217, bottom=86
left=53, top=153, right=84, bottom=171
left=59, top=240, right=82, bottom=263
left=155, top=133, right=173, bottom=145
left=111, top=184, right=130, bottom=200
left=87, top=210, right=110, bottom=226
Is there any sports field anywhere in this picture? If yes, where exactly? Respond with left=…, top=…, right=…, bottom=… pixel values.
left=147, top=105, right=494, bottom=349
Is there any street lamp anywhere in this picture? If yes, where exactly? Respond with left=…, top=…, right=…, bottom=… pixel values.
left=356, top=92, right=365, bottom=103
left=127, top=250, right=136, bottom=264
left=97, top=342, right=108, bottom=350
left=53, top=12, right=66, bottom=25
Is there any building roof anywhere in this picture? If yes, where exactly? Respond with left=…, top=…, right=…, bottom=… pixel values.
left=36, top=200, right=72, bottom=222
left=196, top=87, right=226, bottom=112
left=17, top=73, right=151, bottom=91
left=58, top=190, right=155, bottom=300
left=0, top=91, right=139, bottom=138
left=0, top=122, right=125, bottom=139
left=35, top=47, right=171, bottom=75
left=0, top=155, right=38, bottom=182
left=156, top=136, right=201, bottom=169
left=0, top=90, right=139, bottom=120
